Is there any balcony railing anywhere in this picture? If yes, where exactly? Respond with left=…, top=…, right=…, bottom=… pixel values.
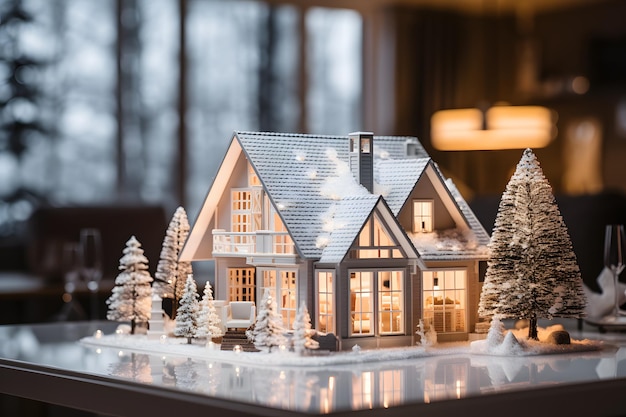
left=212, top=229, right=295, bottom=256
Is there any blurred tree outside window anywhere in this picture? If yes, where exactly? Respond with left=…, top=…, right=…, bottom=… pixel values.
left=307, top=7, right=362, bottom=136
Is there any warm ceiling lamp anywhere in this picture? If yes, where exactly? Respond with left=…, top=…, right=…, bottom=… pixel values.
left=431, top=105, right=557, bottom=151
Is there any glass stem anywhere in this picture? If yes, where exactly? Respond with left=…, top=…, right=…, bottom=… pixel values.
left=615, top=270, right=621, bottom=317
left=90, top=290, right=99, bottom=321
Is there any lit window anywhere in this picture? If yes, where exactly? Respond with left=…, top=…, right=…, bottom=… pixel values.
left=260, top=269, right=298, bottom=329
left=317, top=271, right=334, bottom=333
left=422, top=270, right=467, bottom=333
left=231, top=189, right=251, bottom=232
left=228, top=268, right=255, bottom=302
left=272, top=212, right=294, bottom=254
left=378, top=271, right=403, bottom=334
left=352, top=214, right=404, bottom=259
left=248, top=163, right=261, bottom=187
left=350, top=271, right=373, bottom=335
left=413, top=200, right=433, bottom=233
left=361, top=138, right=371, bottom=153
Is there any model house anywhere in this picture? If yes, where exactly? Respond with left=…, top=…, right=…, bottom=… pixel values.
left=180, top=131, right=489, bottom=349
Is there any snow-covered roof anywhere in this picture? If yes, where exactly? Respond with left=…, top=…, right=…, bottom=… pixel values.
left=376, top=158, right=431, bottom=215
left=318, top=195, right=380, bottom=264
left=183, top=130, right=489, bottom=263
left=236, top=131, right=359, bottom=259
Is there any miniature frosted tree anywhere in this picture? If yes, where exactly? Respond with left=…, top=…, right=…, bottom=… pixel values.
left=196, top=281, right=224, bottom=341
left=416, top=319, right=437, bottom=347
left=292, top=304, right=319, bottom=354
left=174, top=274, right=200, bottom=344
left=478, top=149, right=586, bottom=340
left=485, top=316, right=506, bottom=348
left=251, top=288, right=287, bottom=352
left=106, top=236, right=153, bottom=334
left=153, top=207, right=193, bottom=317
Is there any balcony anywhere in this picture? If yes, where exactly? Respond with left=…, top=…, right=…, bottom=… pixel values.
left=212, top=229, right=296, bottom=264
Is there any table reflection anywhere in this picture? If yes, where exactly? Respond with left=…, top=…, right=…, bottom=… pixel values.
left=1, top=321, right=626, bottom=414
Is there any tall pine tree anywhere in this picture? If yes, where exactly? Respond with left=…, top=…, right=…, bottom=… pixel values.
left=478, top=149, right=586, bottom=340
left=106, top=236, right=153, bottom=334
left=174, top=274, right=199, bottom=344
left=153, top=206, right=192, bottom=317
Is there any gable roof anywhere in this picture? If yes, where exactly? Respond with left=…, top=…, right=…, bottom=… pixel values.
left=318, top=195, right=421, bottom=265
left=237, top=131, right=362, bottom=259
left=415, top=179, right=490, bottom=261
left=181, top=130, right=489, bottom=263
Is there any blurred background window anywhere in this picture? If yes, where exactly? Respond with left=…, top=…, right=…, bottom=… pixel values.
left=0, top=0, right=363, bottom=239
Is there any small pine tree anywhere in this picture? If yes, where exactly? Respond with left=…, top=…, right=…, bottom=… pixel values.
left=252, top=288, right=286, bottom=352
left=292, top=304, right=319, bottom=354
left=486, top=317, right=506, bottom=348
left=415, top=319, right=437, bottom=347
left=478, top=149, right=586, bottom=340
left=174, top=274, right=199, bottom=344
left=153, top=207, right=193, bottom=317
left=106, top=236, right=153, bottom=334
left=196, top=281, right=224, bottom=340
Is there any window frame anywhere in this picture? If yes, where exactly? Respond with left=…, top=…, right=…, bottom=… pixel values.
left=412, top=199, right=434, bottom=233
left=349, top=268, right=405, bottom=337
left=228, top=267, right=256, bottom=302
left=316, top=269, right=335, bottom=334
left=422, top=268, right=468, bottom=333
left=258, top=267, right=298, bottom=329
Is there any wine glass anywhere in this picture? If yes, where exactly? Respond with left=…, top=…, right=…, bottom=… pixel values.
left=56, top=242, right=87, bottom=321
left=80, top=228, right=103, bottom=320
left=62, top=242, right=82, bottom=298
left=604, top=224, right=626, bottom=318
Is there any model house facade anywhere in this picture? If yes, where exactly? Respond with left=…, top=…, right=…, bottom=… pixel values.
left=180, top=131, right=489, bottom=348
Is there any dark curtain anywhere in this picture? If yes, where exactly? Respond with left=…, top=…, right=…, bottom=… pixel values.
left=391, top=7, right=464, bottom=154
left=389, top=7, right=525, bottom=196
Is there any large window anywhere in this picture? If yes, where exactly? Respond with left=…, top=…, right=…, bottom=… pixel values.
left=350, top=269, right=404, bottom=336
left=259, top=268, right=298, bottom=329
left=228, top=267, right=256, bottom=301
left=0, top=1, right=362, bottom=241
left=378, top=271, right=403, bottom=334
left=422, top=269, right=467, bottom=333
left=350, top=271, right=373, bottom=335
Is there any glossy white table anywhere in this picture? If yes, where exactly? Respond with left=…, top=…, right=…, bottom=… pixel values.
left=1, top=320, right=625, bottom=417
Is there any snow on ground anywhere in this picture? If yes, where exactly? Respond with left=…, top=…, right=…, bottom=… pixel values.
left=81, top=333, right=464, bottom=367
left=81, top=324, right=604, bottom=368
left=470, top=323, right=603, bottom=356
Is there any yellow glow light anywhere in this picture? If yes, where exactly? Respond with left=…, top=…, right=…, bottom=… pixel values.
left=431, top=105, right=557, bottom=151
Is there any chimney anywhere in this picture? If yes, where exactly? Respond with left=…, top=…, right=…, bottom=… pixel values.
left=348, top=131, right=374, bottom=193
